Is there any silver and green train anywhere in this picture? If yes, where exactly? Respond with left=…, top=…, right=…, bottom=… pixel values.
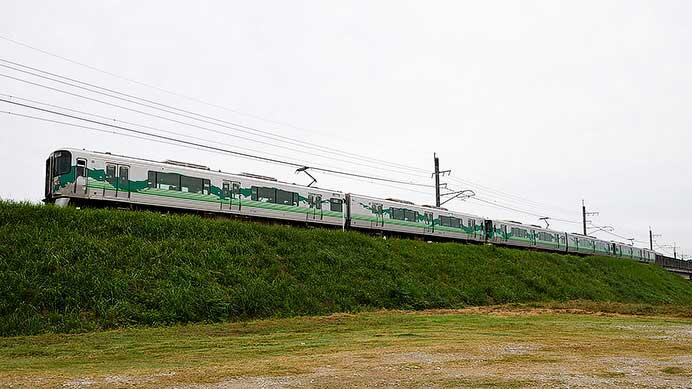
left=45, top=148, right=657, bottom=263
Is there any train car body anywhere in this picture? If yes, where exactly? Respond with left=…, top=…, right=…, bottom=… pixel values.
left=346, top=194, right=485, bottom=242
left=487, top=220, right=568, bottom=252
left=45, top=148, right=345, bottom=227
left=45, top=148, right=661, bottom=267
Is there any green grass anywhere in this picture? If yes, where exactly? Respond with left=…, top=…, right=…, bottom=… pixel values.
left=1, top=201, right=692, bottom=336
left=1, top=309, right=691, bottom=387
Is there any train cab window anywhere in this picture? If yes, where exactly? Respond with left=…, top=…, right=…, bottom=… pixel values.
left=76, top=159, right=87, bottom=178
left=106, top=165, right=117, bottom=186
left=52, top=151, right=72, bottom=176
left=157, top=172, right=180, bottom=191
left=330, top=198, right=343, bottom=212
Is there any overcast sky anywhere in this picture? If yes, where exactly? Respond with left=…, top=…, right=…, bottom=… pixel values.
left=1, top=1, right=689, bottom=256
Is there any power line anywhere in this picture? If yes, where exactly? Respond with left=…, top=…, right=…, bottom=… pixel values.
left=0, top=93, right=410, bottom=177
left=1, top=97, right=435, bottom=188
left=468, top=196, right=581, bottom=224
left=0, top=57, right=430, bottom=176
left=0, top=71, right=435, bottom=180
left=0, top=34, right=384, bottom=150
left=0, top=54, right=594, bottom=222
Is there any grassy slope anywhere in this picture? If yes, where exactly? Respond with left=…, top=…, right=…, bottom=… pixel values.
left=1, top=201, right=691, bottom=336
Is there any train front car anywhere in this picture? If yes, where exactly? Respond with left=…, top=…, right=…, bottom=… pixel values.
left=44, top=148, right=87, bottom=206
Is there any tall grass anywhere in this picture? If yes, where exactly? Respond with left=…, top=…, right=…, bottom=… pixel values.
left=1, top=201, right=691, bottom=336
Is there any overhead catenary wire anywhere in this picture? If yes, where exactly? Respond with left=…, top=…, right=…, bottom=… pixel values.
left=0, top=53, right=587, bottom=215
left=0, top=93, right=410, bottom=177
left=0, top=56, right=593, bottom=218
left=0, top=70, right=435, bottom=180
left=0, top=97, right=435, bottom=188
left=0, top=39, right=679, bottom=248
left=0, top=58, right=431, bottom=176
left=0, top=34, right=397, bottom=155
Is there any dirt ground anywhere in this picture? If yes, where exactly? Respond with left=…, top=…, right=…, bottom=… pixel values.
left=2, top=307, right=692, bottom=388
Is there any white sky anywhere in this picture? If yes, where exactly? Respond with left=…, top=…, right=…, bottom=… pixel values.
left=0, top=1, right=689, bottom=257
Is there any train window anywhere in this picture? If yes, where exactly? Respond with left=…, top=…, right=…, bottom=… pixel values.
left=203, top=179, right=210, bottom=195
left=181, top=175, right=203, bottom=194
left=257, top=187, right=276, bottom=203
left=330, top=198, right=343, bottom=212
left=391, top=208, right=405, bottom=221
left=76, top=159, right=87, bottom=178
left=439, top=216, right=449, bottom=227
left=118, top=166, right=129, bottom=190
left=276, top=189, right=296, bottom=206
left=157, top=172, right=180, bottom=191
left=450, top=217, right=461, bottom=228
left=106, top=165, right=117, bottom=186
left=147, top=171, right=156, bottom=188
left=469, top=219, right=476, bottom=228
left=404, top=209, right=418, bottom=223
left=52, top=151, right=72, bottom=176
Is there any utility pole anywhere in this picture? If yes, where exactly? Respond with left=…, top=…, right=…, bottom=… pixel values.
left=649, top=227, right=653, bottom=250
left=674, top=242, right=677, bottom=259
left=432, top=153, right=451, bottom=207
left=582, top=200, right=599, bottom=236
left=434, top=153, right=440, bottom=207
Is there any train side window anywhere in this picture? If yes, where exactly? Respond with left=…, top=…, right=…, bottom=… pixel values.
left=157, top=172, right=180, bottom=191
left=181, top=175, right=203, bottom=193
left=257, top=187, right=276, bottom=203
left=403, top=209, right=417, bottom=222
left=330, top=198, right=343, bottom=212
left=251, top=186, right=258, bottom=201
left=106, top=165, right=117, bottom=186
left=276, top=189, right=296, bottom=205
left=203, top=179, right=210, bottom=195
left=76, top=159, right=87, bottom=177
left=391, top=208, right=405, bottom=220
left=147, top=171, right=157, bottom=188
left=293, top=193, right=300, bottom=206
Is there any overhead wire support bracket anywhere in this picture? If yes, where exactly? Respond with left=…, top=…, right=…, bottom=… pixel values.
left=439, top=189, right=476, bottom=206
left=295, top=166, right=317, bottom=187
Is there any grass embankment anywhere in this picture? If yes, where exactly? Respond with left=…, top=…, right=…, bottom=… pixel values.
left=1, top=309, right=692, bottom=387
left=0, top=201, right=691, bottom=336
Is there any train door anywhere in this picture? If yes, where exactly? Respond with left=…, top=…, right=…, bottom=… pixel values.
left=117, top=166, right=130, bottom=199
left=307, top=194, right=323, bottom=220
left=423, top=211, right=434, bottom=234
left=104, top=164, right=118, bottom=198
left=74, top=158, right=88, bottom=195
left=484, top=220, right=494, bottom=241
left=104, top=164, right=130, bottom=199
left=221, top=180, right=241, bottom=211
left=371, top=203, right=384, bottom=228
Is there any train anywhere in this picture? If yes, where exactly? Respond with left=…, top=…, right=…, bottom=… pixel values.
left=44, top=148, right=658, bottom=263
